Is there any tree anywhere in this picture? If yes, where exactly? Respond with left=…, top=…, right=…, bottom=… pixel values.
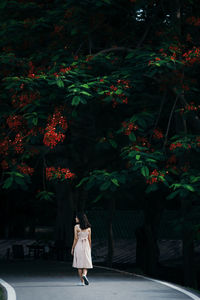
left=1, top=0, right=200, bottom=286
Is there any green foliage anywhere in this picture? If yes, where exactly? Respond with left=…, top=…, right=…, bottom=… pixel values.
left=2, top=172, right=31, bottom=190
left=1, top=0, right=200, bottom=234
left=36, top=190, right=55, bottom=202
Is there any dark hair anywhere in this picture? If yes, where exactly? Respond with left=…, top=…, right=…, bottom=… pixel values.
left=76, top=211, right=91, bottom=230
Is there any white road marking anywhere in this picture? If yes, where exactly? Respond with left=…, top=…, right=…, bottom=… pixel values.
left=0, top=278, right=17, bottom=300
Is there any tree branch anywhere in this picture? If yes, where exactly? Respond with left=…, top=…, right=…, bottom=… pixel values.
left=163, top=93, right=180, bottom=148
left=92, top=47, right=133, bottom=59
left=149, top=90, right=167, bottom=143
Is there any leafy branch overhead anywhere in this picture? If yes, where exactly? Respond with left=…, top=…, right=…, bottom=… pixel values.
left=0, top=0, right=200, bottom=210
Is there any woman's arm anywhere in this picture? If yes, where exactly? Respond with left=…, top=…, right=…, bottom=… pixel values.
left=88, top=228, right=92, bottom=249
left=71, top=225, right=78, bottom=255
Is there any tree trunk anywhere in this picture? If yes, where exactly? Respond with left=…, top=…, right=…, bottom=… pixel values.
left=182, top=227, right=197, bottom=288
left=135, top=224, right=159, bottom=276
left=181, top=198, right=197, bottom=289
left=54, top=182, right=74, bottom=261
left=107, top=197, right=115, bottom=267
left=135, top=192, right=166, bottom=276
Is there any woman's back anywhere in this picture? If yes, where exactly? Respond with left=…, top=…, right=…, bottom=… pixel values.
left=77, top=225, right=90, bottom=239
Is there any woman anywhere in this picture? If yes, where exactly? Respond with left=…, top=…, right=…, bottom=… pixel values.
left=71, top=212, right=93, bottom=286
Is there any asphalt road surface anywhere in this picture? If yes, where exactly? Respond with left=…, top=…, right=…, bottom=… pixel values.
left=0, top=260, right=199, bottom=300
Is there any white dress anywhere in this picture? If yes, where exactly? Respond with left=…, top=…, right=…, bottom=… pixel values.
left=72, top=225, right=93, bottom=269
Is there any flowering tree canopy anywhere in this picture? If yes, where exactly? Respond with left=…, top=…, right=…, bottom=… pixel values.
left=1, top=0, right=200, bottom=210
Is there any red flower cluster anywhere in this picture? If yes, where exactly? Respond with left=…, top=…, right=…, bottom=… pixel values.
left=43, top=109, right=68, bottom=149
left=153, top=129, right=163, bottom=139
left=182, top=47, right=200, bottom=65
left=122, top=121, right=138, bottom=135
left=60, top=66, right=71, bottom=73
left=146, top=169, right=165, bottom=185
left=169, top=142, right=191, bottom=151
left=0, top=134, right=25, bottom=156
left=46, top=167, right=75, bottom=180
left=104, top=79, right=131, bottom=108
left=0, top=138, right=9, bottom=156
left=6, top=115, right=23, bottom=129
left=11, top=91, right=39, bottom=108
left=196, top=136, right=200, bottom=147
left=186, top=16, right=200, bottom=26
left=12, top=133, right=24, bottom=154
left=17, top=163, right=34, bottom=175
left=180, top=102, right=200, bottom=114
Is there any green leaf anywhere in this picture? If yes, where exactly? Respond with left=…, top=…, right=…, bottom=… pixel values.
left=15, top=176, right=25, bottom=185
left=32, top=117, right=38, bottom=126
left=108, top=139, right=117, bottom=148
left=93, top=194, right=103, bottom=203
left=115, top=89, right=123, bottom=95
left=56, top=79, right=64, bottom=88
left=80, top=98, right=87, bottom=104
left=111, top=178, right=120, bottom=186
left=184, top=184, right=195, bottom=192
left=129, top=132, right=136, bottom=142
left=100, top=181, right=111, bottom=191
left=72, top=96, right=81, bottom=106
left=13, top=172, right=24, bottom=178
left=125, top=52, right=135, bottom=59
left=81, top=84, right=90, bottom=89
left=76, top=177, right=88, bottom=188
left=36, top=191, right=55, bottom=201
left=141, top=166, right=149, bottom=177
left=166, top=190, right=179, bottom=200
left=80, top=91, right=91, bottom=97
left=136, top=154, right=140, bottom=160
left=190, top=176, right=200, bottom=183
left=2, top=177, right=13, bottom=189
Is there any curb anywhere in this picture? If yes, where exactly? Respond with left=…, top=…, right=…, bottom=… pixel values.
left=0, top=279, right=16, bottom=300
left=93, top=264, right=200, bottom=300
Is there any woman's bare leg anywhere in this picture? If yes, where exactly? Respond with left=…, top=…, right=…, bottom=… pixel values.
left=78, top=269, right=84, bottom=282
left=82, top=268, right=88, bottom=276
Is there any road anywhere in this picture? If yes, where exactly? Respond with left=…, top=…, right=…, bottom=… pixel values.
left=0, top=260, right=199, bottom=300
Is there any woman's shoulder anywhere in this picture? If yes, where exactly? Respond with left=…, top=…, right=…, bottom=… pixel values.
left=74, top=224, right=91, bottom=231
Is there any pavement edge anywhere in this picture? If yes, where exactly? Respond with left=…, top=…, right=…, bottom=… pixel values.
left=93, top=264, right=200, bottom=300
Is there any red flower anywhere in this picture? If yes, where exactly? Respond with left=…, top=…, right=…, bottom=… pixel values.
left=6, top=115, right=23, bottom=129
left=122, top=121, right=138, bottom=135
left=43, top=109, right=68, bottom=149
left=146, top=169, right=165, bottom=184
left=153, top=129, right=163, bottom=139
left=46, top=167, right=75, bottom=180
left=60, top=67, right=71, bottom=73
left=17, top=163, right=34, bottom=175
